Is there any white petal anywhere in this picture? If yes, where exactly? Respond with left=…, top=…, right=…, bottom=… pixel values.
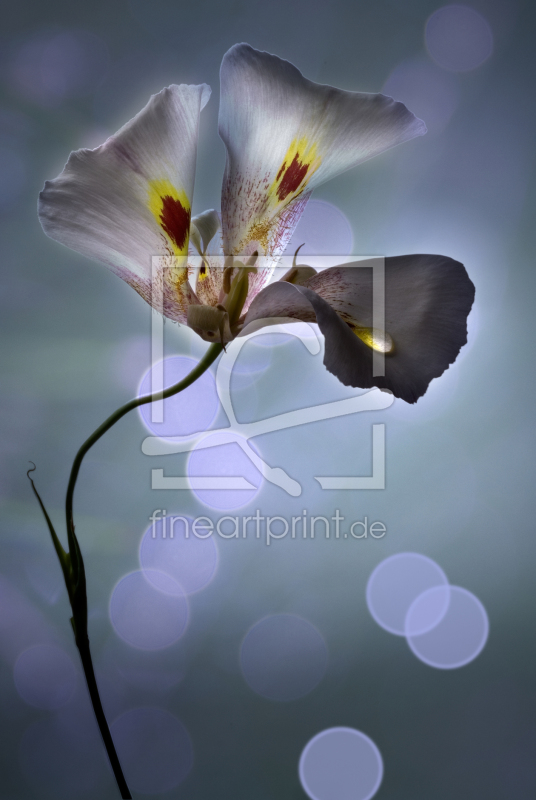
left=193, top=255, right=224, bottom=307
left=191, top=211, right=225, bottom=306
left=241, top=255, right=474, bottom=403
left=219, top=44, right=425, bottom=257
left=39, top=83, right=210, bottom=321
left=190, top=209, right=221, bottom=254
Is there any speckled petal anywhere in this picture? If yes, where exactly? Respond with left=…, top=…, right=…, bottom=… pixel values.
left=39, top=83, right=210, bottom=322
left=191, top=210, right=226, bottom=306
left=219, top=43, right=425, bottom=258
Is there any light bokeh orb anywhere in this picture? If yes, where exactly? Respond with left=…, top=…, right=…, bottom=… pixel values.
left=138, top=356, right=219, bottom=439
left=406, top=585, right=489, bottom=668
left=299, top=727, right=383, bottom=800
left=109, top=570, right=189, bottom=650
left=139, top=516, right=218, bottom=596
left=366, top=553, right=449, bottom=636
left=425, top=5, right=493, bottom=72
left=187, top=431, right=263, bottom=510
left=240, top=614, right=328, bottom=701
left=404, top=584, right=451, bottom=638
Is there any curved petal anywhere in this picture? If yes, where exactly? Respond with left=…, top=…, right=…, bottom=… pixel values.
left=219, top=43, right=425, bottom=258
left=39, top=83, right=210, bottom=322
left=241, top=255, right=474, bottom=403
left=190, top=209, right=221, bottom=255
left=240, top=279, right=316, bottom=331
left=191, top=209, right=225, bottom=306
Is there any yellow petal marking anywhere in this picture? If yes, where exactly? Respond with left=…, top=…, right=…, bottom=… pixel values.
left=352, top=325, right=394, bottom=354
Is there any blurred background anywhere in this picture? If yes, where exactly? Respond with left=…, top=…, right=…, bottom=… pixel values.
left=1, top=0, right=535, bottom=798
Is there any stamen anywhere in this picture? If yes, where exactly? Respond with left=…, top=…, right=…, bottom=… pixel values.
left=281, top=245, right=316, bottom=285
left=245, top=250, right=259, bottom=267
left=223, top=266, right=234, bottom=294
left=352, top=325, right=394, bottom=354
left=292, top=243, right=305, bottom=269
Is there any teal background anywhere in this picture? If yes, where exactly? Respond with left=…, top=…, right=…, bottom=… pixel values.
left=1, top=0, right=535, bottom=797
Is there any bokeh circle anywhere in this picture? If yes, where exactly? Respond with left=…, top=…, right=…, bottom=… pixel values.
left=366, top=553, right=449, bottom=636
left=406, top=586, right=489, bottom=668
left=109, top=570, right=189, bottom=650
left=299, top=727, right=383, bottom=800
left=425, top=5, right=493, bottom=72
left=138, top=356, right=219, bottom=439
left=240, top=614, right=328, bottom=701
left=139, top=516, right=218, bottom=596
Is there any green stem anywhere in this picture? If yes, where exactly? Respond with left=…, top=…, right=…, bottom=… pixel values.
left=31, top=342, right=223, bottom=800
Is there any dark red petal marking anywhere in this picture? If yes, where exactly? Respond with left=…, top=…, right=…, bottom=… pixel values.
left=159, top=195, right=191, bottom=250
left=276, top=153, right=310, bottom=201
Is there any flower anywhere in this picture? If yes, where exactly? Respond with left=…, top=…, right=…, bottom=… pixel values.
left=38, top=43, right=474, bottom=403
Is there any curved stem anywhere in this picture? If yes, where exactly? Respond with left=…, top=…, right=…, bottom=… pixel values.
left=65, top=342, right=223, bottom=548
left=61, top=341, right=222, bottom=798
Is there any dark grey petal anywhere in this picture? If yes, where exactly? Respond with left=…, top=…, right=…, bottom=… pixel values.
left=240, top=280, right=317, bottom=330
left=242, top=255, right=475, bottom=403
